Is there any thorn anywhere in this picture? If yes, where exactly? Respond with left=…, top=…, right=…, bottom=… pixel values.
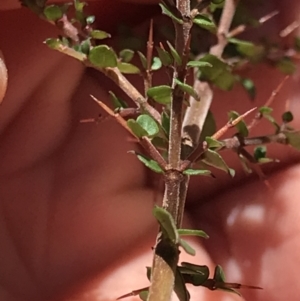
left=280, top=20, right=299, bottom=37
left=259, top=10, right=279, bottom=24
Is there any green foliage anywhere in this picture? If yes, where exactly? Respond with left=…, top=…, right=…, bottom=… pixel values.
left=192, top=14, right=217, bottom=33
left=239, top=77, right=256, bottom=100
left=187, top=61, right=212, bottom=68
left=88, top=45, right=118, bottom=68
left=228, top=111, right=249, bottom=137
left=118, top=62, right=140, bottom=74
left=276, top=58, right=296, bottom=75
left=159, top=3, right=183, bottom=25
left=174, top=269, right=190, bottom=301
left=136, top=115, right=160, bottom=137
left=151, top=57, right=163, bottom=71
left=283, top=131, right=300, bottom=150
left=175, top=79, right=200, bottom=101
left=200, top=149, right=235, bottom=177
left=90, top=30, right=111, bottom=40
left=109, top=91, right=128, bottom=109
left=282, top=111, right=294, bottom=123
left=166, top=41, right=182, bottom=65
left=177, top=229, right=209, bottom=239
left=147, top=85, right=172, bottom=104
left=259, top=106, right=280, bottom=132
left=44, top=38, right=61, bottom=49
left=119, top=49, right=134, bottom=63
left=43, top=5, right=63, bottom=21
left=153, top=206, right=179, bottom=242
left=137, top=51, right=147, bottom=69
left=129, top=151, right=164, bottom=173
left=183, top=169, right=212, bottom=176
left=197, top=54, right=235, bottom=90
left=156, top=47, right=173, bottom=66
left=205, top=137, right=225, bottom=149
left=179, top=239, right=196, bottom=256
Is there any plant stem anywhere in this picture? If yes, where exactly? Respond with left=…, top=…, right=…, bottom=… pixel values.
left=147, top=2, right=192, bottom=301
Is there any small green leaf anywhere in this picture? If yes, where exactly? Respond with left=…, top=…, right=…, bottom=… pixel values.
left=119, top=49, right=134, bottom=63
left=151, top=57, right=162, bottom=71
left=187, top=61, right=212, bottom=68
left=205, top=137, right=225, bottom=149
left=88, top=45, right=117, bottom=68
left=159, top=3, right=183, bottom=24
left=193, top=14, right=217, bottom=33
left=137, top=51, right=147, bottom=69
left=259, top=106, right=273, bottom=115
left=43, top=5, right=63, bottom=21
left=108, top=91, right=128, bottom=109
left=74, top=0, right=86, bottom=12
left=178, top=229, right=209, bottom=239
left=90, top=30, right=111, bottom=40
left=44, top=38, right=61, bottom=49
left=166, top=41, right=182, bottom=65
left=201, top=149, right=235, bottom=177
left=283, top=131, right=300, bottom=150
left=156, top=47, right=173, bottom=66
left=147, top=85, right=172, bottom=104
left=282, top=111, right=293, bottom=123
left=127, top=120, right=148, bottom=137
left=179, top=239, right=196, bottom=256
left=80, top=39, right=91, bottom=55
left=136, top=115, right=159, bottom=137
left=183, top=169, right=212, bottom=176
left=229, top=38, right=265, bottom=61
left=129, top=151, right=164, bottom=173
left=213, top=265, right=226, bottom=282
left=174, top=268, right=190, bottom=301
left=153, top=206, right=178, bottom=242
left=175, top=79, right=200, bottom=101
left=198, top=54, right=235, bottom=90
left=86, top=15, right=95, bottom=24
left=276, top=58, right=296, bottom=74
left=240, top=77, right=256, bottom=100
left=118, top=62, right=140, bottom=74
left=254, top=146, right=266, bottom=162
left=228, top=111, right=249, bottom=137
left=180, top=262, right=210, bottom=286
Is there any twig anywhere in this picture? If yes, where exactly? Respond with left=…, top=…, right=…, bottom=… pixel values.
left=212, top=107, right=257, bottom=140
left=248, top=76, right=289, bottom=131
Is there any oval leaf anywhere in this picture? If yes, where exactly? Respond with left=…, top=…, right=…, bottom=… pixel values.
left=88, top=45, right=118, bottom=68
left=43, top=5, right=63, bottom=21
left=147, top=85, right=172, bottom=104
left=118, top=62, right=140, bottom=74
left=90, top=30, right=111, bottom=40
left=136, top=114, right=159, bottom=137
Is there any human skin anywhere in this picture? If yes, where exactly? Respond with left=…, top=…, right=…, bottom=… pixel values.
left=0, top=0, right=300, bottom=301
